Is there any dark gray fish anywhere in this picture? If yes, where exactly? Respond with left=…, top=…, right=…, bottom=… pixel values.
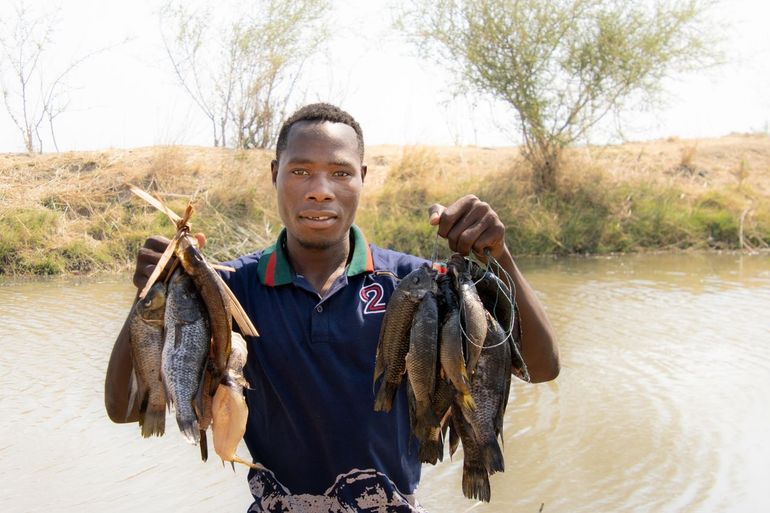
left=128, top=281, right=167, bottom=437
left=458, top=311, right=513, bottom=475
left=175, top=235, right=232, bottom=395
left=451, top=408, right=491, bottom=502
left=162, top=268, right=211, bottom=444
left=373, top=265, right=436, bottom=412
left=405, top=290, right=440, bottom=440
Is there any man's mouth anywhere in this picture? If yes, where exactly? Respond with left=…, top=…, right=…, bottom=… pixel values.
left=299, top=211, right=338, bottom=225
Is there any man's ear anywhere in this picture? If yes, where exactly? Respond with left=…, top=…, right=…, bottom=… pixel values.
left=361, top=164, right=367, bottom=184
left=271, top=160, right=278, bottom=187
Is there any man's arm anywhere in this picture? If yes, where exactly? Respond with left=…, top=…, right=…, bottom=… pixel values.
left=429, top=196, right=559, bottom=383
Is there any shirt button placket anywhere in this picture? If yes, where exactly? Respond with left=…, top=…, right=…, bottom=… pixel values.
left=316, top=304, right=323, bottom=313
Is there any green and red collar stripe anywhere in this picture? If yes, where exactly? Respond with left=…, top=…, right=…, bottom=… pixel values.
left=257, top=225, right=374, bottom=286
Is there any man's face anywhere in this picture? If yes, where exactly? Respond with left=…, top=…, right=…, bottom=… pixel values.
left=272, top=120, right=367, bottom=251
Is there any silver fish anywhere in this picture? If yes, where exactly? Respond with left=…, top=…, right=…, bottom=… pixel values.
left=162, top=268, right=211, bottom=444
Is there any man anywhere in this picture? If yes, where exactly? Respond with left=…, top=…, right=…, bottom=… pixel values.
left=105, top=103, right=559, bottom=512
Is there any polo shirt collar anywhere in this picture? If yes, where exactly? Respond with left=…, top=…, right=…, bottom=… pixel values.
left=257, top=224, right=374, bottom=286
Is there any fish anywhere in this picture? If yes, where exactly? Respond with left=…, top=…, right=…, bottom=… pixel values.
left=451, top=407, right=491, bottom=502
left=436, top=273, right=474, bottom=410
left=373, top=265, right=437, bottom=412
left=405, top=290, right=440, bottom=441
left=211, top=332, right=262, bottom=469
left=466, top=257, right=529, bottom=382
left=175, top=234, right=233, bottom=395
left=128, top=281, right=167, bottom=437
left=162, top=268, right=211, bottom=444
left=467, top=259, right=514, bottom=335
left=448, top=255, right=487, bottom=376
left=458, top=311, right=512, bottom=475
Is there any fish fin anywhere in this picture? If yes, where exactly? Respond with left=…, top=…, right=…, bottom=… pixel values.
left=459, top=391, right=476, bottom=411
left=176, top=415, right=200, bottom=445
left=462, top=462, right=491, bottom=502
left=413, top=402, right=440, bottom=441
left=482, top=440, right=505, bottom=475
left=140, top=406, right=166, bottom=438
left=228, top=456, right=264, bottom=470
left=373, top=381, right=399, bottom=412
left=199, top=430, right=208, bottom=461
left=448, top=428, right=460, bottom=459
left=125, top=369, right=139, bottom=422
left=419, top=437, right=444, bottom=465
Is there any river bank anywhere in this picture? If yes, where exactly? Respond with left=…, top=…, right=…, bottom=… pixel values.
left=1, top=133, right=768, bottom=275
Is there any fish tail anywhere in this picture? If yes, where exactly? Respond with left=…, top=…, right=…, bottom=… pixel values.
left=229, top=456, right=265, bottom=470
left=413, top=403, right=440, bottom=441
left=419, top=437, right=444, bottom=465
left=373, top=381, right=398, bottom=412
left=140, top=407, right=166, bottom=438
left=462, top=462, right=491, bottom=502
left=176, top=414, right=201, bottom=445
left=199, top=430, right=208, bottom=462
left=482, top=440, right=505, bottom=474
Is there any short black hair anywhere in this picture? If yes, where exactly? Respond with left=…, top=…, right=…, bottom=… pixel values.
left=275, top=103, right=364, bottom=163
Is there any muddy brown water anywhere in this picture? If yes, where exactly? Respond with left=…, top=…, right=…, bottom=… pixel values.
left=1, top=253, right=768, bottom=513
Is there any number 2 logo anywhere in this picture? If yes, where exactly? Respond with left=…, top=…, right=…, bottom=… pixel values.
left=360, top=283, right=387, bottom=314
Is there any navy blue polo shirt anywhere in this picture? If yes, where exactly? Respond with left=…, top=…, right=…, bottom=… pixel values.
left=219, top=225, right=433, bottom=512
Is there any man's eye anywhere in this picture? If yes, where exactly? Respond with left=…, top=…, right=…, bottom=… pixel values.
left=333, top=170, right=351, bottom=177
left=291, top=169, right=309, bottom=176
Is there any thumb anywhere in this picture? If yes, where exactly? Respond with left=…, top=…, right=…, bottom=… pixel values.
left=428, top=203, right=445, bottom=226
left=194, top=232, right=207, bottom=249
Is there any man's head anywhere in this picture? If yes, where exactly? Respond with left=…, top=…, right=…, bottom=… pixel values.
left=271, top=103, right=367, bottom=252
left=275, top=103, right=364, bottom=164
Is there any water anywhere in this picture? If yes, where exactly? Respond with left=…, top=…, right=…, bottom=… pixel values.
left=1, top=253, right=769, bottom=513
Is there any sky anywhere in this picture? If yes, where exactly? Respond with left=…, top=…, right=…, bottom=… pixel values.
left=0, top=0, right=768, bottom=154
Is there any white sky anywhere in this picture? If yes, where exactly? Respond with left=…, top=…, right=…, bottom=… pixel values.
left=0, top=0, right=768, bottom=153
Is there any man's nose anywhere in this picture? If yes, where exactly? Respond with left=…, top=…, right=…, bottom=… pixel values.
left=305, top=174, right=335, bottom=202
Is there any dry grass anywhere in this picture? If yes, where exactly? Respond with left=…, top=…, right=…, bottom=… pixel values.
left=1, top=133, right=769, bottom=274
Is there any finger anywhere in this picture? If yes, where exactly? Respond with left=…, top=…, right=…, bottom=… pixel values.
left=427, top=204, right=445, bottom=226
left=469, top=222, right=505, bottom=260
left=436, top=195, right=477, bottom=238
left=448, top=207, right=488, bottom=255
left=194, top=232, right=206, bottom=249
left=143, top=235, right=171, bottom=253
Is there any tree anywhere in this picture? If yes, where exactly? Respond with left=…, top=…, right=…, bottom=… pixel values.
left=400, top=0, right=719, bottom=192
left=160, top=0, right=329, bottom=149
left=0, top=1, right=119, bottom=153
